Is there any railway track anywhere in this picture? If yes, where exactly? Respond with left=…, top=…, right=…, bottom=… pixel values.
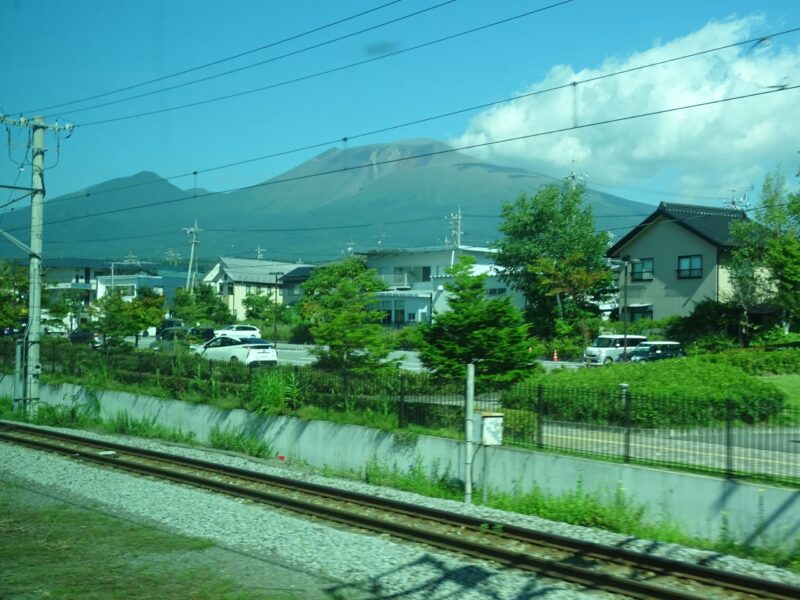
left=2, top=421, right=798, bottom=600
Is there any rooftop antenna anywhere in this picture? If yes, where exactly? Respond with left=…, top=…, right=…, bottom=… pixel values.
left=446, top=206, right=463, bottom=247
left=164, top=248, right=181, bottom=266
left=344, top=241, right=355, bottom=256
left=255, top=244, right=265, bottom=260
left=726, top=187, right=752, bottom=210
left=565, top=160, right=588, bottom=191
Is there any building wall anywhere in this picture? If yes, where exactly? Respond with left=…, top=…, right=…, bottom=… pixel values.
left=620, top=217, right=722, bottom=319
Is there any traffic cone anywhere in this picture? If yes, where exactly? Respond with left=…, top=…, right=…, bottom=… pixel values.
left=553, top=349, right=559, bottom=362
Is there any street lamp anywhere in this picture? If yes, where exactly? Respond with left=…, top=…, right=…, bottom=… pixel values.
left=609, top=256, right=640, bottom=361
left=269, top=271, right=284, bottom=345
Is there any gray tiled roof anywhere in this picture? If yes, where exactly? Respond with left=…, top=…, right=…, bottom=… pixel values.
left=608, top=202, right=748, bottom=256
left=216, top=257, right=313, bottom=284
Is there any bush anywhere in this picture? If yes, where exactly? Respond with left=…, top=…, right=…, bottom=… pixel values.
left=501, top=357, right=786, bottom=428
left=697, top=348, right=800, bottom=376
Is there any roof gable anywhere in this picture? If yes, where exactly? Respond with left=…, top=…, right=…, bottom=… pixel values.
left=608, top=202, right=748, bottom=256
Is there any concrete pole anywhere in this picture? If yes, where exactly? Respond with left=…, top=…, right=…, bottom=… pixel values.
left=25, top=116, right=46, bottom=410
left=465, top=363, right=475, bottom=504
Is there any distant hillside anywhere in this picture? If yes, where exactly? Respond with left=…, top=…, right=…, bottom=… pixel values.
left=0, top=138, right=653, bottom=263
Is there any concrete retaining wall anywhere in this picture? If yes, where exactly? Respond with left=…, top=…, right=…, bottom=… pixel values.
left=2, top=376, right=798, bottom=549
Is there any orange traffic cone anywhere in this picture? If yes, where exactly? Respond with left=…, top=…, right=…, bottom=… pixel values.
left=553, top=349, right=559, bottom=362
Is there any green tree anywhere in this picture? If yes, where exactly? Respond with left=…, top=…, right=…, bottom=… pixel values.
left=0, top=259, right=29, bottom=329
left=128, top=287, right=166, bottom=345
left=170, top=285, right=233, bottom=326
left=494, top=182, right=612, bottom=339
left=298, top=257, right=391, bottom=371
left=731, top=168, right=800, bottom=331
left=418, top=256, right=537, bottom=387
left=44, top=289, right=87, bottom=332
left=96, top=292, right=137, bottom=339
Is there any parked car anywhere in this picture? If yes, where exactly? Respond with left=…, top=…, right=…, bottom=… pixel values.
left=624, top=341, right=686, bottom=363
left=68, top=328, right=102, bottom=349
left=156, top=318, right=185, bottom=337
left=149, top=327, right=191, bottom=352
left=191, top=336, right=277, bottom=366
left=584, top=334, right=647, bottom=365
left=213, top=324, right=261, bottom=339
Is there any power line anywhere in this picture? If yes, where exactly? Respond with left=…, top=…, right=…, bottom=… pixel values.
left=20, top=0, right=408, bottom=114
left=25, top=24, right=798, bottom=208
left=66, top=1, right=576, bottom=126
left=41, top=1, right=459, bottom=120
left=3, top=83, right=791, bottom=233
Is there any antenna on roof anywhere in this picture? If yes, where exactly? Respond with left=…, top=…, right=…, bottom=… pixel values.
left=446, top=206, right=463, bottom=247
left=726, top=187, right=751, bottom=210
left=565, top=160, right=588, bottom=191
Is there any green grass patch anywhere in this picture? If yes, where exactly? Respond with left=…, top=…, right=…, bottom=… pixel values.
left=0, top=482, right=302, bottom=599
left=209, top=425, right=273, bottom=459
left=333, top=460, right=800, bottom=572
left=762, top=374, right=800, bottom=408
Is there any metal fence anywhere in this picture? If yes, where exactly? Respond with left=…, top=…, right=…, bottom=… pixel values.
left=1, top=337, right=798, bottom=486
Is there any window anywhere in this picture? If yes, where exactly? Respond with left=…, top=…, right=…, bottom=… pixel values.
left=631, top=258, right=654, bottom=281
left=422, top=266, right=431, bottom=282
left=677, top=255, right=702, bottom=279
left=488, top=287, right=506, bottom=296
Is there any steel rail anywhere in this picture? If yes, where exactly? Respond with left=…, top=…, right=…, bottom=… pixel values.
left=2, top=422, right=798, bottom=600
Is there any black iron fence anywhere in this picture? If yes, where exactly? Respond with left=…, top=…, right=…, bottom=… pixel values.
left=1, top=337, right=798, bottom=486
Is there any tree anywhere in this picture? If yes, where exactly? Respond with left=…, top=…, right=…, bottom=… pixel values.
left=298, top=256, right=391, bottom=372
left=417, top=256, right=537, bottom=387
left=128, top=287, right=166, bottom=344
left=731, top=167, right=800, bottom=331
left=170, top=285, right=233, bottom=326
left=96, top=291, right=137, bottom=339
left=0, top=259, right=29, bottom=330
left=494, top=182, right=612, bottom=338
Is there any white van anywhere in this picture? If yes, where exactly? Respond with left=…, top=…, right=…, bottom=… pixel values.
left=584, top=334, right=647, bottom=365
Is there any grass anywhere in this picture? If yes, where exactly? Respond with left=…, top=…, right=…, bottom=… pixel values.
left=4, top=395, right=800, bottom=574
left=762, top=374, right=800, bottom=408
left=0, top=482, right=304, bottom=599
left=345, top=459, right=800, bottom=572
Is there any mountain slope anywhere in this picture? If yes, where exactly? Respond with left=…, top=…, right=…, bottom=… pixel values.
left=0, top=139, right=653, bottom=263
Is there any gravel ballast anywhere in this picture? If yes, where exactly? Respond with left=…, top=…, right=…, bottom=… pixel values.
left=2, top=424, right=799, bottom=599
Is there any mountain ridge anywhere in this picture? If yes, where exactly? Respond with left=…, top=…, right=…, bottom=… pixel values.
left=0, top=138, right=654, bottom=263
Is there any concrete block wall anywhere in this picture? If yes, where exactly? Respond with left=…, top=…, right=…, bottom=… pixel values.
left=1, top=377, right=798, bottom=549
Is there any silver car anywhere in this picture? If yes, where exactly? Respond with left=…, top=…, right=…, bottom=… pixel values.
left=192, top=336, right=277, bottom=366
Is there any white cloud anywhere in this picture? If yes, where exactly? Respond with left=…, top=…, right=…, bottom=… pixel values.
left=451, top=16, right=800, bottom=200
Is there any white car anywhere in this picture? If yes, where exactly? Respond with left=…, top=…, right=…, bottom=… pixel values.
left=213, top=324, right=262, bottom=338
left=192, top=336, right=277, bottom=366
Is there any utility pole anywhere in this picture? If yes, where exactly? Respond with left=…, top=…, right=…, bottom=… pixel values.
left=0, top=114, right=73, bottom=411
left=183, top=220, right=202, bottom=291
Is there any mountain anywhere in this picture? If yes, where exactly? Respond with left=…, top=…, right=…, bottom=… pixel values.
left=0, top=138, right=653, bottom=264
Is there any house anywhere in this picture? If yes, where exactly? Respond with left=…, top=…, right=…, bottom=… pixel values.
left=200, top=257, right=315, bottom=319
left=361, top=245, right=525, bottom=327
left=606, top=202, right=750, bottom=321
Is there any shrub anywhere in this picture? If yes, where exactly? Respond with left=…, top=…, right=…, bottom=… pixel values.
left=501, top=358, right=786, bottom=428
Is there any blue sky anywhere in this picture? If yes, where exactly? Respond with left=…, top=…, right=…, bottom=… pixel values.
left=2, top=0, right=799, bottom=215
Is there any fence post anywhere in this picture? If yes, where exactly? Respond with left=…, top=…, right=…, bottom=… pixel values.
left=620, top=383, right=631, bottom=463
left=536, top=384, right=544, bottom=448
left=726, top=398, right=734, bottom=479
left=398, top=372, right=407, bottom=429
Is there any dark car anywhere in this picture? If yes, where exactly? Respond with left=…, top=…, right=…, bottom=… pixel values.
left=68, top=329, right=102, bottom=349
left=624, top=341, right=686, bottom=363
left=156, top=318, right=185, bottom=337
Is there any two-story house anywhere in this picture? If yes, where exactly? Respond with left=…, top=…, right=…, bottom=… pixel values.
left=201, top=257, right=314, bottom=319
left=606, top=202, right=750, bottom=321
left=362, top=245, right=524, bottom=327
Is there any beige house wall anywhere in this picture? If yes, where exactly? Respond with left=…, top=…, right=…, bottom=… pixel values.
left=621, top=216, right=723, bottom=319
